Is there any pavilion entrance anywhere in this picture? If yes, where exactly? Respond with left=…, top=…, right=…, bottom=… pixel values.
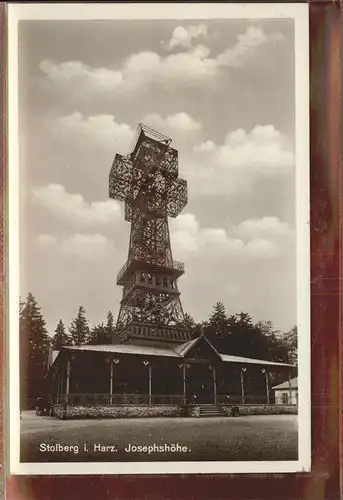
left=186, top=362, right=215, bottom=404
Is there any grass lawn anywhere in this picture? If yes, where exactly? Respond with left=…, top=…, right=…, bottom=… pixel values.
left=20, top=411, right=298, bottom=462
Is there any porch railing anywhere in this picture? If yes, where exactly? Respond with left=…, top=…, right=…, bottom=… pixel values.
left=57, top=393, right=185, bottom=406
left=55, top=393, right=296, bottom=407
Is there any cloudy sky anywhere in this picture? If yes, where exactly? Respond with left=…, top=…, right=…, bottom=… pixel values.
left=18, top=17, right=296, bottom=336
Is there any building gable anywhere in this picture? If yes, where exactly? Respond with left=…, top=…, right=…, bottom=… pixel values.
left=182, top=335, right=221, bottom=362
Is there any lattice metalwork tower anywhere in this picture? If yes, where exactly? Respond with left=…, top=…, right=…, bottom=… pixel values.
left=109, top=124, right=192, bottom=345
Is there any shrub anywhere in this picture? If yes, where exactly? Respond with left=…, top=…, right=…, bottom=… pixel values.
left=221, top=405, right=297, bottom=416
left=52, top=404, right=181, bottom=420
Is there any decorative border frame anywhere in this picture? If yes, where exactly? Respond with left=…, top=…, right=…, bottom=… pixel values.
left=2, top=1, right=342, bottom=498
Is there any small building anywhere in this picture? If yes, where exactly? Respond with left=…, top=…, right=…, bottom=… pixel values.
left=272, top=376, right=298, bottom=405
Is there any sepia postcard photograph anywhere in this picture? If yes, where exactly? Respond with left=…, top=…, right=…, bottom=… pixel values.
left=8, top=3, right=310, bottom=475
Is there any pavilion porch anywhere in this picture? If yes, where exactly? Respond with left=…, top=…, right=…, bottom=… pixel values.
left=47, top=347, right=296, bottom=409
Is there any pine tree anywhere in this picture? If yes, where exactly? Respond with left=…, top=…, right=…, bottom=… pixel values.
left=236, top=311, right=254, bottom=329
left=184, top=312, right=196, bottom=329
left=69, top=306, right=90, bottom=346
left=88, top=322, right=108, bottom=345
left=51, top=319, right=71, bottom=349
left=88, top=311, right=116, bottom=345
left=284, top=326, right=298, bottom=365
left=20, top=293, right=51, bottom=408
left=105, top=311, right=116, bottom=343
left=209, top=302, right=229, bottom=336
left=226, top=312, right=262, bottom=358
left=182, top=313, right=200, bottom=339
left=204, top=301, right=229, bottom=348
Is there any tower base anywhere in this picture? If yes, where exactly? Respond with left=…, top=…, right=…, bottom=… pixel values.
left=113, top=322, right=192, bottom=345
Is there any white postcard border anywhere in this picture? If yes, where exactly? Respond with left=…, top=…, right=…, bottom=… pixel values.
left=8, top=2, right=310, bottom=475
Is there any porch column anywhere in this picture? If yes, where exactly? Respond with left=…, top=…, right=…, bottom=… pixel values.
left=56, top=370, right=59, bottom=404
left=58, top=365, right=63, bottom=404
left=59, top=367, right=63, bottom=404
left=65, top=358, right=71, bottom=403
left=148, top=364, right=152, bottom=405
left=182, top=363, right=186, bottom=404
left=53, top=372, right=57, bottom=404
left=51, top=373, right=54, bottom=403
left=288, top=372, right=292, bottom=405
left=109, top=358, right=119, bottom=404
left=212, top=366, right=217, bottom=404
left=110, top=359, right=113, bottom=404
left=240, top=367, right=246, bottom=404
left=143, top=360, right=152, bottom=405
left=262, top=369, right=270, bottom=405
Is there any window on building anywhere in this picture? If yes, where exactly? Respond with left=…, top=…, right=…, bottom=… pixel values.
left=281, top=393, right=288, bottom=404
left=163, top=277, right=168, bottom=288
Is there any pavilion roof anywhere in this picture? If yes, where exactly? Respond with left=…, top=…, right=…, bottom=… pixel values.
left=272, top=377, right=298, bottom=390
left=55, top=337, right=295, bottom=369
left=220, top=353, right=294, bottom=368
left=62, top=343, right=180, bottom=358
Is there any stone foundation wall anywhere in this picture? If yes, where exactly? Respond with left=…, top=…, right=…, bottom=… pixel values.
left=221, top=405, right=298, bottom=416
left=53, top=404, right=182, bottom=419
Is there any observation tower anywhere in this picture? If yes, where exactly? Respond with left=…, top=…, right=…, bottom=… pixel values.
left=109, top=124, right=191, bottom=346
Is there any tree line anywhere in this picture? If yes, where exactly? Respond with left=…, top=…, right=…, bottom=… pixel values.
left=20, top=293, right=297, bottom=406
left=184, top=302, right=297, bottom=365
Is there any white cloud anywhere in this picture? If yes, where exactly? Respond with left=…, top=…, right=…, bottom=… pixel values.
left=39, top=45, right=217, bottom=94
left=246, top=238, right=278, bottom=257
left=124, top=51, right=161, bottom=75
left=217, top=25, right=285, bottom=67
left=32, top=184, right=122, bottom=225
left=39, top=59, right=123, bottom=94
left=236, top=217, right=292, bottom=239
left=170, top=212, right=283, bottom=259
left=218, top=125, right=293, bottom=172
left=186, top=124, right=294, bottom=195
left=126, top=44, right=218, bottom=87
left=167, top=24, right=208, bottom=50
left=53, top=112, right=134, bottom=153
left=51, top=111, right=200, bottom=156
left=143, top=112, right=202, bottom=134
left=169, top=213, right=200, bottom=253
left=60, top=233, right=110, bottom=259
left=39, top=25, right=285, bottom=94
left=35, top=232, right=112, bottom=260
left=193, top=140, right=215, bottom=153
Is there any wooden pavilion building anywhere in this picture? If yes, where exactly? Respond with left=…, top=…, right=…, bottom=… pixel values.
left=48, top=336, right=295, bottom=410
